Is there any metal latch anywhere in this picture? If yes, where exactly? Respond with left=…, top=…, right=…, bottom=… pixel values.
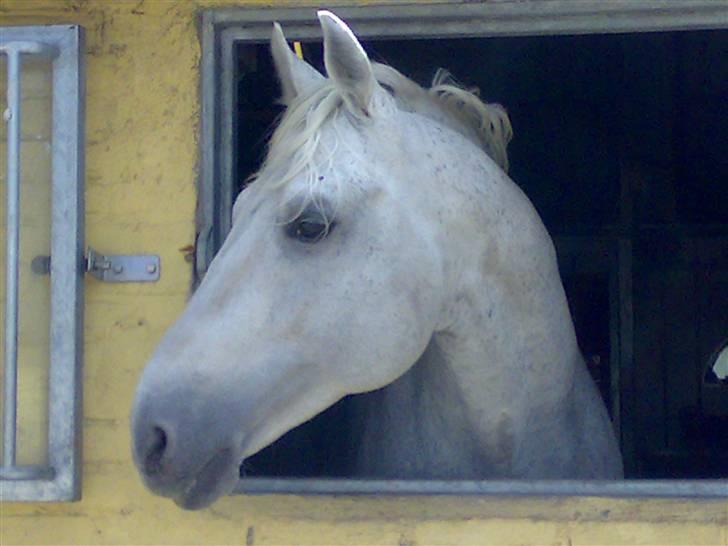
left=31, top=248, right=160, bottom=282
left=85, top=247, right=160, bottom=282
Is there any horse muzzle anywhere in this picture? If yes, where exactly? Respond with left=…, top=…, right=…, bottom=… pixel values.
left=131, top=387, right=245, bottom=510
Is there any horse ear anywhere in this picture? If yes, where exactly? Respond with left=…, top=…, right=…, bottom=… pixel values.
left=318, top=10, right=375, bottom=116
left=271, top=22, right=323, bottom=105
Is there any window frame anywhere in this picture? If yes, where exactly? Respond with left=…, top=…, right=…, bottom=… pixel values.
left=0, top=24, right=85, bottom=502
left=198, top=2, right=728, bottom=499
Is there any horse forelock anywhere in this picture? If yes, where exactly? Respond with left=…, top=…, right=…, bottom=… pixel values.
left=248, top=63, right=512, bottom=205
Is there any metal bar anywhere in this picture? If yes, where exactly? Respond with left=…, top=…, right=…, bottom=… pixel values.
left=3, top=47, right=22, bottom=470
left=218, top=29, right=237, bottom=243
left=195, top=11, right=219, bottom=281
left=0, top=464, right=54, bottom=481
left=609, top=245, right=621, bottom=443
left=207, top=1, right=728, bottom=44
left=618, top=238, right=636, bottom=476
left=47, top=25, right=85, bottom=501
left=235, top=477, right=728, bottom=499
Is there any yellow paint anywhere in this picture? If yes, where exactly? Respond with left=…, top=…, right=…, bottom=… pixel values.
left=294, top=41, right=304, bottom=60
left=0, top=1, right=726, bottom=544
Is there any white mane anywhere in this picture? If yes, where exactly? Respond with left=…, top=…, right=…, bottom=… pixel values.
left=250, top=63, right=513, bottom=193
left=429, top=69, right=513, bottom=172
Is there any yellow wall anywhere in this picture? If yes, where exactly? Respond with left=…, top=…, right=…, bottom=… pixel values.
left=0, top=1, right=726, bottom=544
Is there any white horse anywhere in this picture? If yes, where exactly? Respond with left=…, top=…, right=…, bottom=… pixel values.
left=132, top=11, right=623, bottom=510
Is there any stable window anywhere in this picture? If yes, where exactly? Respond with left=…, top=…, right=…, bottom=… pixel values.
left=0, top=25, right=85, bottom=501
left=199, top=3, right=727, bottom=497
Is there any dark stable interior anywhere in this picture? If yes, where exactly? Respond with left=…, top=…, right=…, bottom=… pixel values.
left=233, top=30, right=728, bottom=479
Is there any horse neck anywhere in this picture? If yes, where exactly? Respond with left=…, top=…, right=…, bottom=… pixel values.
left=357, top=140, right=585, bottom=477
left=430, top=135, right=581, bottom=396
left=440, top=166, right=582, bottom=417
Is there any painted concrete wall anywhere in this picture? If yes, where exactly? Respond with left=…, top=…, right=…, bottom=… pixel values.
left=0, top=1, right=726, bottom=544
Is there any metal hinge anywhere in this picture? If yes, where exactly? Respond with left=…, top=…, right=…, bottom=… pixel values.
left=31, top=247, right=161, bottom=283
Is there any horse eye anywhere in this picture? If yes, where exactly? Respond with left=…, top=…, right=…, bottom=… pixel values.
left=286, top=214, right=333, bottom=243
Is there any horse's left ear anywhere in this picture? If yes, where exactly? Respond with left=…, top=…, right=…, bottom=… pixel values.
left=318, top=10, right=375, bottom=116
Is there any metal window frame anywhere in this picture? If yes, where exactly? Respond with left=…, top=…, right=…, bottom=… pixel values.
left=1, top=25, right=85, bottom=502
left=198, top=2, right=728, bottom=499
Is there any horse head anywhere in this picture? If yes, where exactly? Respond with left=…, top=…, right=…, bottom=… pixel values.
left=132, top=11, right=468, bottom=509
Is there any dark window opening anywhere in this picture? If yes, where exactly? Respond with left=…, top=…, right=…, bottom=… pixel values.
left=231, top=30, right=728, bottom=480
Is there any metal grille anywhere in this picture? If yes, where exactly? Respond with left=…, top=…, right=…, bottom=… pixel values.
left=0, top=25, right=84, bottom=502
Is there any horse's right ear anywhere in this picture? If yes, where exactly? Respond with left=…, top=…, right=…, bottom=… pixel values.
left=271, top=22, right=323, bottom=105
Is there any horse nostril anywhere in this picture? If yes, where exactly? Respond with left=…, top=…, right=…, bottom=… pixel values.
left=143, top=426, right=168, bottom=477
